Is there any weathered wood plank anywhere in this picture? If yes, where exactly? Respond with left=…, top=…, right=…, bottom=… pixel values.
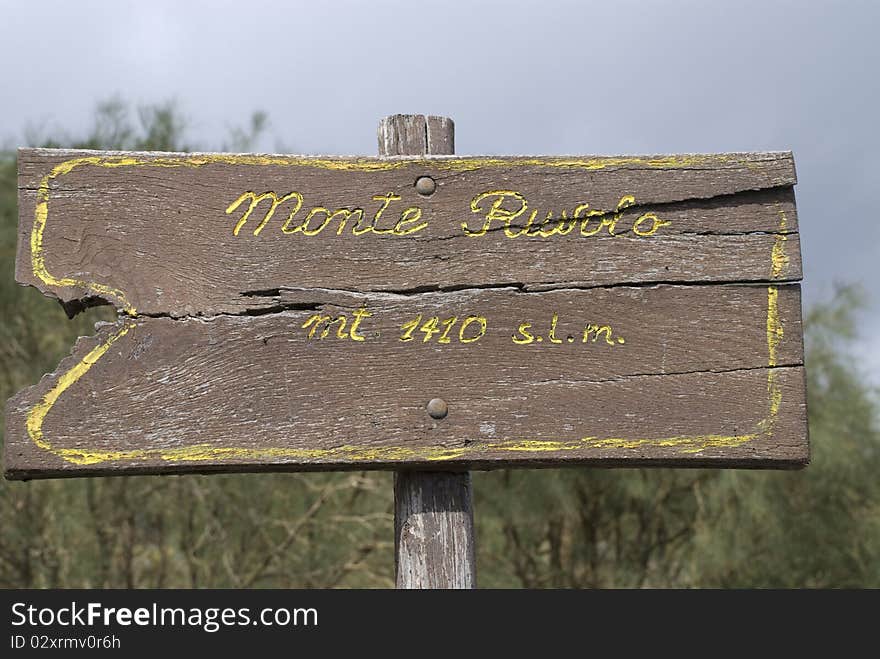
left=16, top=148, right=798, bottom=316
left=3, top=283, right=808, bottom=478
left=7, top=140, right=807, bottom=480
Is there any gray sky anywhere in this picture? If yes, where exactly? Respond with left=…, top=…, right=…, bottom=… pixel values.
left=2, top=0, right=878, bottom=379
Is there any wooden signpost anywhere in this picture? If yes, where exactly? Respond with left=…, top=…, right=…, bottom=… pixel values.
left=4, top=114, right=808, bottom=587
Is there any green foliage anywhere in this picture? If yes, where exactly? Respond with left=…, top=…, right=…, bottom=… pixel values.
left=0, top=101, right=877, bottom=587
left=30, top=98, right=190, bottom=152
left=475, top=468, right=711, bottom=587
left=224, top=111, right=269, bottom=153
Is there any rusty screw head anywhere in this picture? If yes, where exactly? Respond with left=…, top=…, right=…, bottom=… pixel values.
left=415, top=176, right=436, bottom=196
left=426, top=398, right=448, bottom=419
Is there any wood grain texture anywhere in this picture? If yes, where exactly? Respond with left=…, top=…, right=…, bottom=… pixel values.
left=6, top=134, right=808, bottom=479
left=16, top=148, right=798, bottom=316
left=394, top=471, right=475, bottom=589
left=382, top=114, right=476, bottom=590
left=3, top=284, right=807, bottom=478
left=378, top=115, right=455, bottom=156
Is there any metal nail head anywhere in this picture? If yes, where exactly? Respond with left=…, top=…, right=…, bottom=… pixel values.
left=415, top=176, right=436, bottom=196
left=426, top=398, right=448, bottom=419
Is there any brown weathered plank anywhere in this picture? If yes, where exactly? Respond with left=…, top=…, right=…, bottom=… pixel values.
left=3, top=283, right=807, bottom=478
left=16, top=148, right=798, bottom=316
left=7, top=140, right=807, bottom=479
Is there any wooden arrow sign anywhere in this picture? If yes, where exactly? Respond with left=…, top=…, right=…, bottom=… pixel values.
left=4, top=148, right=807, bottom=478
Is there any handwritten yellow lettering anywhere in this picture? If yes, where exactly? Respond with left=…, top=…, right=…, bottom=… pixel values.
left=329, top=315, right=349, bottom=339
left=512, top=322, right=535, bottom=345
left=393, top=207, right=428, bottom=236
left=399, top=315, right=421, bottom=342
left=632, top=212, right=670, bottom=237
left=360, top=193, right=401, bottom=236
left=583, top=324, right=616, bottom=345
left=575, top=205, right=609, bottom=236
left=556, top=210, right=577, bottom=236
left=226, top=188, right=667, bottom=241
left=535, top=210, right=569, bottom=237
left=437, top=317, right=458, bottom=344
left=577, top=196, right=633, bottom=237
left=465, top=190, right=528, bottom=237
left=302, top=314, right=332, bottom=339
left=548, top=313, right=563, bottom=343
left=509, top=210, right=538, bottom=237
left=301, top=207, right=333, bottom=236
left=284, top=206, right=365, bottom=236
left=334, top=208, right=365, bottom=235
left=227, top=191, right=303, bottom=236
left=459, top=316, right=487, bottom=343
left=300, top=314, right=351, bottom=340
left=458, top=193, right=666, bottom=240
left=349, top=308, right=373, bottom=341
left=420, top=316, right=441, bottom=342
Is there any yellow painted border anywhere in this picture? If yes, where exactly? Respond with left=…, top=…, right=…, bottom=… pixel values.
left=25, top=153, right=786, bottom=466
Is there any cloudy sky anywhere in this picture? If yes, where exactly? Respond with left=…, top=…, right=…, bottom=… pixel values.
left=3, top=0, right=878, bottom=379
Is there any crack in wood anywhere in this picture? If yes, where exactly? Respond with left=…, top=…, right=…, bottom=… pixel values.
left=6, top=145, right=807, bottom=477
left=101, top=280, right=803, bottom=322
left=532, top=363, right=803, bottom=387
